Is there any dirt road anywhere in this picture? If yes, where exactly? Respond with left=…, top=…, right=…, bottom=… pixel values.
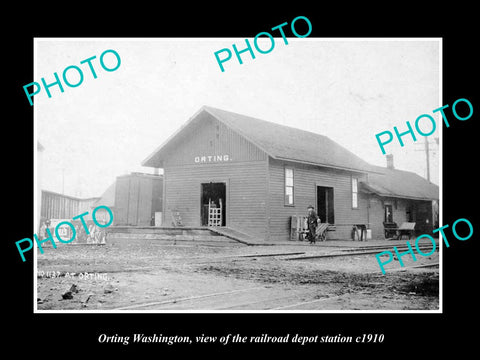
left=36, top=239, right=439, bottom=311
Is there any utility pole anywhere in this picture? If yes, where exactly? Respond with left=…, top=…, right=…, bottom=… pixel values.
left=415, top=137, right=439, bottom=233
left=424, top=137, right=430, bottom=182
left=415, top=137, right=438, bottom=183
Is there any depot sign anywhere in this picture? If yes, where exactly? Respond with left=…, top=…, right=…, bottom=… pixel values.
left=194, top=154, right=231, bottom=163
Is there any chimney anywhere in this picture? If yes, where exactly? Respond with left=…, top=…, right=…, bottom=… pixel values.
left=386, top=154, right=394, bottom=169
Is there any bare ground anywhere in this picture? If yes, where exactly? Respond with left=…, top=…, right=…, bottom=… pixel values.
left=36, top=239, right=439, bottom=311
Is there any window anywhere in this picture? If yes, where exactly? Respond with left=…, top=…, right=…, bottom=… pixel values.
left=285, top=167, right=294, bottom=205
left=352, top=177, right=358, bottom=208
left=385, top=204, right=393, bottom=223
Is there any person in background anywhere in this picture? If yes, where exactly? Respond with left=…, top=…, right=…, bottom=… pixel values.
left=306, top=205, right=320, bottom=244
left=44, top=219, right=52, bottom=240
left=39, top=220, right=47, bottom=241
left=97, top=221, right=107, bottom=244
left=87, top=223, right=96, bottom=244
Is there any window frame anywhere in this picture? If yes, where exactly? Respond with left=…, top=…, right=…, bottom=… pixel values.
left=284, top=167, right=295, bottom=206
left=385, top=204, right=393, bottom=223
left=351, top=177, right=359, bottom=209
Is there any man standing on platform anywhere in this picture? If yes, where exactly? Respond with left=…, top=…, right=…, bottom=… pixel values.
left=306, top=205, right=320, bottom=244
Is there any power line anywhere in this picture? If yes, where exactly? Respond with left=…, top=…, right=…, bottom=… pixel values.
left=414, top=137, right=439, bottom=182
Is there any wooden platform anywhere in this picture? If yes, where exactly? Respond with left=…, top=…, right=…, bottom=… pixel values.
left=208, top=227, right=264, bottom=245
left=106, top=226, right=255, bottom=245
left=106, top=226, right=401, bottom=247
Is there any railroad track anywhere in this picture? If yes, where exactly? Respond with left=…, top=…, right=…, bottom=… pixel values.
left=185, top=243, right=440, bottom=263
left=112, top=286, right=278, bottom=311
left=41, top=245, right=439, bottom=275
left=284, top=244, right=439, bottom=261
left=110, top=257, right=440, bottom=311
left=340, top=242, right=440, bottom=251
left=38, top=244, right=440, bottom=277
left=170, top=243, right=438, bottom=264
left=110, top=286, right=357, bottom=311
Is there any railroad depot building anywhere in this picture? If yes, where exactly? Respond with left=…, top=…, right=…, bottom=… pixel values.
left=142, top=106, right=439, bottom=242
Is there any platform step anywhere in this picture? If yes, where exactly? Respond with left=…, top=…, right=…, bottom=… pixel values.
left=209, top=227, right=264, bottom=245
left=106, top=226, right=262, bottom=245
left=107, top=234, right=240, bottom=247
left=108, top=232, right=234, bottom=242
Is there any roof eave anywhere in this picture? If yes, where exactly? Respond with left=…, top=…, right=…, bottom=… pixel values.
left=360, top=188, right=438, bottom=201
left=274, top=156, right=369, bottom=174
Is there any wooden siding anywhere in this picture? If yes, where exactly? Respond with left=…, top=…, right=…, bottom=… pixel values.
left=127, top=176, right=140, bottom=225
left=368, top=196, right=434, bottom=239
left=368, top=196, right=387, bottom=239
left=161, top=112, right=269, bottom=239
left=368, top=196, right=409, bottom=239
left=267, top=158, right=369, bottom=241
left=41, top=191, right=98, bottom=221
left=152, top=177, right=163, bottom=214
left=114, top=174, right=163, bottom=226
left=164, top=114, right=266, bottom=167
left=414, top=200, right=434, bottom=234
left=42, top=192, right=79, bottom=219
left=164, top=161, right=268, bottom=239
left=114, top=177, right=130, bottom=225
left=157, top=111, right=430, bottom=243
left=137, top=177, right=153, bottom=226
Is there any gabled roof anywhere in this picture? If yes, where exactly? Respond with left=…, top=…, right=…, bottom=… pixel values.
left=142, top=106, right=374, bottom=173
left=361, top=166, right=439, bottom=201
left=141, top=106, right=439, bottom=201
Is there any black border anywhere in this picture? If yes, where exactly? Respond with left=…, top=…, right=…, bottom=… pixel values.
left=6, top=5, right=479, bottom=355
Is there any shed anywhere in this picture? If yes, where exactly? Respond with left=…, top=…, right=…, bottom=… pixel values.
left=41, top=190, right=99, bottom=221
left=113, top=173, right=163, bottom=226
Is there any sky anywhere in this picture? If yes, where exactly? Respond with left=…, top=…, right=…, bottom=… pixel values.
left=35, top=38, right=441, bottom=199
